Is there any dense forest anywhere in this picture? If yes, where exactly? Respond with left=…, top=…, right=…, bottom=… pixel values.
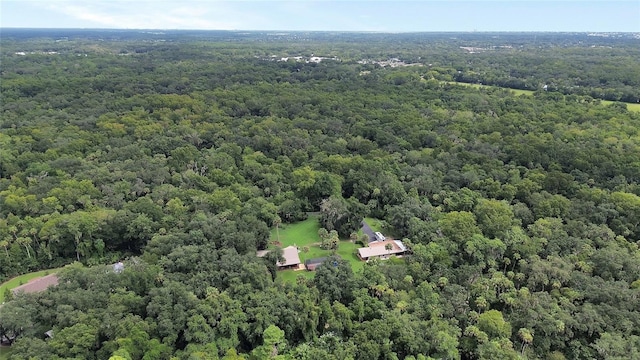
left=1, top=30, right=640, bottom=359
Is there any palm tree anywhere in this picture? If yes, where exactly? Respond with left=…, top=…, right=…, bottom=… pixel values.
left=0, top=238, right=10, bottom=257
left=385, top=243, right=393, bottom=258
left=274, top=215, right=282, bottom=245
left=17, top=236, right=32, bottom=259
left=301, top=246, right=310, bottom=266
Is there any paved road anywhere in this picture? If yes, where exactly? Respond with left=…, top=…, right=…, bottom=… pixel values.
left=361, top=220, right=376, bottom=242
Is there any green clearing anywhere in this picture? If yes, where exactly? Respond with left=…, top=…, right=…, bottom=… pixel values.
left=0, top=347, right=13, bottom=360
left=603, top=100, right=640, bottom=112
left=445, top=81, right=640, bottom=111
left=364, top=217, right=385, bottom=233
left=364, top=217, right=402, bottom=239
left=278, top=269, right=315, bottom=283
left=270, top=216, right=322, bottom=248
left=445, top=81, right=535, bottom=95
left=510, top=88, right=535, bottom=96
left=0, top=267, right=65, bottom=303
left=628, top=103, right=640, bottom=112
left=272, top=215, right=365, bottom=282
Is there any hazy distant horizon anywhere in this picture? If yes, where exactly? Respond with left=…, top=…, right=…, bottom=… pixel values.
left=2, top=28, right=638, bottom=34
left=2, top=1, right=639, bottom=33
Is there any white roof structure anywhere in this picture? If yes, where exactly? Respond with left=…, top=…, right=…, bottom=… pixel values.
left=357, top=240, right=407, bottom=259
left=276, top=246, right=301, bottom=267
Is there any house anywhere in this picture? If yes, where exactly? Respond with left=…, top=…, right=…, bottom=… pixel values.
left=257, top=246, right=303, bottom=270
left=11, top=274, right=59, bottom=296
left=357, top=240, right=407, bottom=261
left=276, top=246, right=302, bottom=270
left=304, top=257, right=328, bottom=271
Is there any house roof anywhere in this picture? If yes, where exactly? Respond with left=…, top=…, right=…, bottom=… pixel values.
left=277, top=246, right=301, bottom=267
left=304, top=257, right=328, bottom=266
left=11, top=274, right=59, bottom=295
left=357, top=240, right=407, bottom=258
left=256, top=250, right=270, bottom=257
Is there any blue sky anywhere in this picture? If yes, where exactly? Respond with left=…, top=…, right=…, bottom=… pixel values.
left=1, top=1, right=639, bottom=32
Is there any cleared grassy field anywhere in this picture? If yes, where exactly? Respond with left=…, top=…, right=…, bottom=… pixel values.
left=0, top=267, right=65, bottom=302
left=445, top=81, right=535, bottom=95
left=0, top=347, right=13, bottom=360
left=278, top=269, right=315, bottom=283
left=446, top=81, right=639, bottom=111
left=0, top=346, right=11, bottom=360
left=364, top=217, right=385, bottom=233
left=270, top=216, right=322, bottom=248
left=510, top=88, right=535, bottom=96
left=364, top=217, right=402, bottom=239
left=272, top=215, right=365, bottom=281
left=336, top=241, right=365, bottom=273
left=602, top=100, right=640, bottom=112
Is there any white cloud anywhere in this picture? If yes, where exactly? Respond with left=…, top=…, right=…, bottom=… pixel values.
left=43, top=0, right=249, bottom=29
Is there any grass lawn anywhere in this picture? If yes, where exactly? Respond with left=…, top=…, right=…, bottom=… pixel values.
left=602, top=100, right=640, bottom=112
left=0, top=266, right=66, bottom=303
left=278, top=269, right=315, bottom=283
left=364, top=217, right=385, bottom=233
left=271, top=215, right=322, bottom=248
left=445, top=81, right=639, bottom=112
left=445, top=81, right=535, bottom=96
left=510, top=88, right=535, bottom=96
left=628, top=103, right=640, bottom=112
left=0, top=347, right=13, bottom=360
left=336, top=241, right=365, bottom=273
left=364, top=217, right=402, bottom=239
left=273, top=215, right=366, bottom=282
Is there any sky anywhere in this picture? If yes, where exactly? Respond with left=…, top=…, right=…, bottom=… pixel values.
left=1, top=0, right=639, bottom=32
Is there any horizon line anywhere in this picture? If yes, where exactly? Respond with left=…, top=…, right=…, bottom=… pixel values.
left=2, top=28, right=639, bottom=34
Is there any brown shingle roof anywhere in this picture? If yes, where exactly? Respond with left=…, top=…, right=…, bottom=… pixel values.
left=11, top=274, right=59, bottom=295
left=277, top=246, right=301, bottom=267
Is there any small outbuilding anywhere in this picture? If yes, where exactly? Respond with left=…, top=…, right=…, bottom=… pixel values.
left=304, top=257, right=328, bottom=271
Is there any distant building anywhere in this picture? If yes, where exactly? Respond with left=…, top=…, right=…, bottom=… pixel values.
left=357, top=240, right=407, bottom=261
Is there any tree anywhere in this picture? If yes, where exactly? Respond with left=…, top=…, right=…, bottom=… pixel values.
left=477, top=310, right=512, bottom=339
left=321, top=230, right=339, bottom=251
left=263, top=247, right=284, bottom=281
left=438, top=211, right=481, bottom=253
left=274, top=215, right=282, bottom=244
left=385, top=243, right=393, bottom=257
left=518, top=328, right=533, bottom=355
left=474, top=199, right=518, bottom=239
left=251, top=324, right=287, bottom=360
left=313, top=256, right=354, bottom=303
left=320, top=196, right=365, bottom=238
left=49, top=322, right=100, bottom=359
left=301, top=246, right=310, bottom=264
